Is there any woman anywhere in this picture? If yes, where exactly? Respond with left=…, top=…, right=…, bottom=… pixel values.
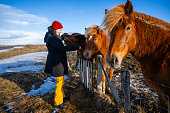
left=44, top=21, right=80, bottom=111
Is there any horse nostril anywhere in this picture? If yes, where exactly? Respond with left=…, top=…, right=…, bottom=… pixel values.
left=115, top=57, right=118, bottom=63
left=113, top=54, right=119, bottom=64
left=86, top=52, right=89, bottom=57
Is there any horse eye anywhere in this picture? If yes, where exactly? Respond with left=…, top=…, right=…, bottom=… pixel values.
left=94, top=38, right=97, bottom=41
left=126, top=26, right=131, bottom=31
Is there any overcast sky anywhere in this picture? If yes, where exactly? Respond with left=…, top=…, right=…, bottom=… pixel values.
left=0, top=0, right=169, bottom=45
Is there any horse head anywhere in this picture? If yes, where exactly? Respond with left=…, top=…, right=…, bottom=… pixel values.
left=104, top=0, right=137, bottom=69
left=83, top=25, right=109, bottom=60
left=61, top=33, right=86, bottom=54
left=61, top=33, right=72, bottom=45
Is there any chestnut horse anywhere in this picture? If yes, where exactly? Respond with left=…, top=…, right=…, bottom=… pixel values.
left=83, top=25, right=114, bottom=93
left=104, top=0, right=170, bottom=110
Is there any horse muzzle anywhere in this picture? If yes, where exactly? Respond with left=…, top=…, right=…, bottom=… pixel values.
left=106, top=54, right=121, bottom=69
left=83, top=51, right=92, bottom=60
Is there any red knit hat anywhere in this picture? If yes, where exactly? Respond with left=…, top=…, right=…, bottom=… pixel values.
left=52, top=21, right=63, bottom=30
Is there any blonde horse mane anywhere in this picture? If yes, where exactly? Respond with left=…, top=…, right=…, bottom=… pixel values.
left=103, top=4, right=125, bottom=33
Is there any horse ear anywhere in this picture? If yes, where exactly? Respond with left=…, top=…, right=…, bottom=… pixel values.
left=96, top=26, right=100, bottom=34
left=105, top=9, right=108, bottom=15
left=124, top=0, right=133, bottom=14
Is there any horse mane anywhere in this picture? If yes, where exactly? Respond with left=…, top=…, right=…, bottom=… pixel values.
left=132, top=12, right=170, bottom=31
left=103, top=4, right=125, bottom=33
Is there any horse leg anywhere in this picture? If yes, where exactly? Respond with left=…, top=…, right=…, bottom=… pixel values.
left=102, top=58, right=107, bottom=94
left=159, top=94, right=170, bottom=113
left=157, top=85, right=170, bottom=112
left=93, top=57, right=97, bottom=83
left=102, top=65, right=106, bottom=94
left=108, top=67, right=114, bottom=80
left=146, top=80, right=170, bottom=112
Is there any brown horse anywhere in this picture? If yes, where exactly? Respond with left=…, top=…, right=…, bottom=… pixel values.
left=104, top=0, right=170, bottom=110
left=61, top=33, right=86, bottom=70
left=83, top=25, right=115, bottom=93
left=61, top=33, right=86, bottom=55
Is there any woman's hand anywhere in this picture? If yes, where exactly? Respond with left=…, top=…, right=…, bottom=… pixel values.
left=79, top=46, right=81, bottom=49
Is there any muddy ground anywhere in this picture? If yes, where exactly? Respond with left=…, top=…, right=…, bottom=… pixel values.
left=0, top=44, right=162, bottom=113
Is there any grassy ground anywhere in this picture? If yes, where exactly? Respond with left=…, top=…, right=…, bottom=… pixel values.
left=0, top=72, right=119, bottom=112
left=0, top=45, right=119, bottom=113
left=0, top=44, right=47, bottom=60
left=0, top=72, right=53, bottom=112
left=0, top=44, right=163, bottom=113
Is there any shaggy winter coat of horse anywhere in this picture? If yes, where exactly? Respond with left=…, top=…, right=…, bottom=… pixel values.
left=104, top=0, right=170, bottom=110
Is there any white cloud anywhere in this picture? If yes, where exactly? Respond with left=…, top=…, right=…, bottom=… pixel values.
left=0, top=4, right=49, bottom=28
left=4, top=20, right=29, bottom=26
left=0, top=28, right=45, bottom=45
left=0, top=4, right=49, bottom=45
left=0, top=29, right=44, bottom=39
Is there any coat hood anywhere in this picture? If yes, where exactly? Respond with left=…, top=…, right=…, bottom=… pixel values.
left=44, top=26, right=59, bottom=43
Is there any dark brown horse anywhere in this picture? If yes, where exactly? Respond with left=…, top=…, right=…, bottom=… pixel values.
left=83, top=25, right=114, bottom=93
left=104, top=0, right=170, bottom=110
left=61, top=33, right=86, bottom=55
left=61, top=33, right=86, bottom=70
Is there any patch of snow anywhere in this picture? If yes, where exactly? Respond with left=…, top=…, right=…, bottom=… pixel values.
left=6, top=102, right=15, bottom=106
left=0, top=52, right=47, bottom=75
left=130, top=73, right=153, bottom=94
left=3, top=102, right=15, bottom=112
left=17, top=91, right=21, bottom=93
left=0, top=51, right=71, bottom=97
left=0, top=46, right=25, bottom=53
left=27, top=76, right=69, bottom=96
left=4, top=106, right=14, bottom=111
left=14, top=93, right=27, bottom=99
left=31, top=84, right=36, bottom=90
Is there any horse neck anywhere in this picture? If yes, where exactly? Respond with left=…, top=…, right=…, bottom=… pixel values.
left=131, top=12, right=170, bottom=58
left=99, top=33, right=110, bottom=57
left=131, top=12, right=170, bottom=74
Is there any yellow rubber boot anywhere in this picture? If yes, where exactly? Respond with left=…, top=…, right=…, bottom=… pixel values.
left=54, top=76, right=65, bottom=106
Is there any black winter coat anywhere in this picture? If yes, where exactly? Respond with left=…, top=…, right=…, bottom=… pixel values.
left=44, top=26, right=79, bottom=77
